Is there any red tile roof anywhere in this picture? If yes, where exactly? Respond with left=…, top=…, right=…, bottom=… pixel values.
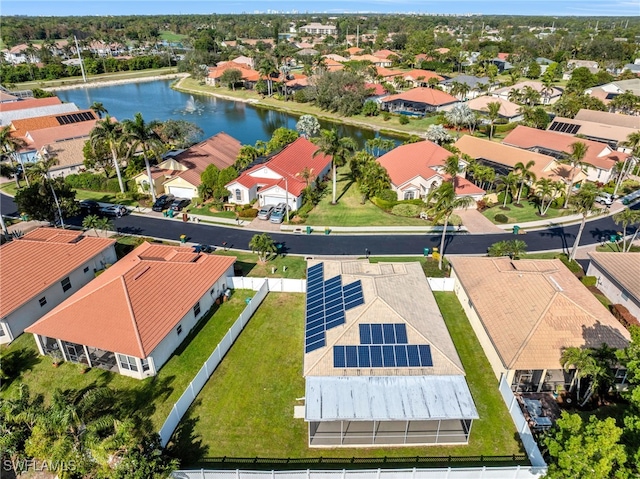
left=0, top=228, right=115, bottom=318
left=365, top=83, right=388, bottom=96
left=228, top=137, right=332, bottom=197
left=172, top=132, right=242, bottom=186
left=378, top=140, right=451, bottom=186
left=373, top=49, right=397, bottom=59
left=503, top=125, right=626, bottom=171
left=10, top=109, right=96, bottom=137
left=375, top=67, right=403, bottom=78
left=0, top=97, right=62, bottom=112
left=24, top=120, right=99, bottom=150
left=26, top=243, right=236, bottom=358
left=208, top=61, right=261, bottom=82
left=381, top=87, right=458, bottom=106
left=402, top=69, right=444, bottom=82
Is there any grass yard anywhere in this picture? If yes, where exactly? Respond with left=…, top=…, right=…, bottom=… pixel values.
left=597, top=243, right=640, bottom=253
left=160, top=31, right=188, bottom=42
left=304, top=168, right=429, bottom=227
left=0, top=182, right=140, bottom=207
left=187, top=203, right=237, bottom=219
left=0, top=290, right=255, bottom=431
left=175, top=291, right=522, bottom=463
left=214, top=250, right=307, bottom=279
left=482, top=200, right=570, bottom=224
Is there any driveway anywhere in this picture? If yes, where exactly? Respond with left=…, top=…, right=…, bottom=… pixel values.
left=456, top=209, right=505, bottom=234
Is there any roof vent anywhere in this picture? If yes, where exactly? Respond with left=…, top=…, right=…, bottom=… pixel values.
left=132, top=265, right=151, bottom=281
left=549, top=276, right=563, bottom=292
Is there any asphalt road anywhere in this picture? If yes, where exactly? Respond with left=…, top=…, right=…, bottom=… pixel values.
left=2, top=193, right=637, bottom=256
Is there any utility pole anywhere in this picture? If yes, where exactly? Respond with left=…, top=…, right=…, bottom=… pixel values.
left=74, top=35, right=87, bottom=83
left=356, top=24, right=359, bottom=48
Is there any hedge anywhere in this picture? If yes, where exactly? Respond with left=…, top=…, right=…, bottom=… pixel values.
left=237, top=208, right=258, bottom=218
left=391, top=203, right=422, bottom=217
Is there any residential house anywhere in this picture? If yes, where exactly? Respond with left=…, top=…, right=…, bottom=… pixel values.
left=372, top=49, right=398, bottom=60
left=299, top=23, right=337, bottom=36
left=449, top=257, right=630, bottom=392
left=562, top=59, right=600, bottom=80
left=206, top=61, right=261, bottom=88
left=503, top=125, right=626, bottom=183
left=488, top=57, right=513, bottom=73
left=621, top=62, right=640, bottom=76
left=37, top=137, right=89, bottom=178
left=228, top=55, right=255, bottom=69
left=346, top=46, right=363, bottom=56
left=587, top=252, right=640, bottom=324
left=303, top=260, right=478, bottom=447
left=491, top=80, right=563, bottom=105
left=26, top=242, right=235, bottom=379
left=0, top=96, right=78, bottom=126
left=322, top=54, right=348, bottom=63
left=374, top=66, right=404, bottom=83
left=441, top=75, right=492, bottom=99
left=466, top=96, right=524, bottom=122
left=225, top=137, right=331, bottom=211
left=585, top=79, right=640, bottom=103
left=350, top=54, right=392, bottom=68
left=377, top=140, right=485, bottom=203
left=297, top=48, right=320, bottom=57
left=547, top=115, right=639, bottom=151
left=575, top=109, right=640, bottom=129
left=400, top=69, right=444, bottom=88
left=0, top=228, right=116, bottom=344
left=2, top=43, right=41, bottom=64
left=380, top=87, right=458, bottom=116
left=133, top=132, right=241, bottom=199
left=454, top=135, right=587, bottom=186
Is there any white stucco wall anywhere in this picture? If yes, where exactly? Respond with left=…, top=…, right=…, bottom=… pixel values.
left=0, top=245, right=117, bottom=344
left=587, top=263, right=640, bottom=320
left=226, top=183, right=254, bottom=205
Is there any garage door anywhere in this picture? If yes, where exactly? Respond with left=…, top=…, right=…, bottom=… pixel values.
left=262, top=196, right=283, bottom=207
left=167, top=186, right=195, bottom=199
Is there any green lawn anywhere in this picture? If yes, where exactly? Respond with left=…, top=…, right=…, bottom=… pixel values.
left=1, top=182, right=140, bottom=207
left=187, top=203, right=237, bottom=219
left=175, top=291, right=522, bottom=462
left=214, top=250, right=307, bottom=279
left=304, top=168, right=430, bottom=227
left=160, top=31, right=188, bottom=42
left=0, top=290, right=255, bottom=431
left=482, top=200, right=570, bottom=225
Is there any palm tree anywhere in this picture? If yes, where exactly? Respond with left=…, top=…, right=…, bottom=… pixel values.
left=613, top=208, right=640, bottom=252
left=561, top=347, right=597, bottom=404
left=561, top=141, right=590, bottom=208
left=445, top=104, right=474, bottom=138
left=0, top=125, right=29, bottom=187
left=258, top=57, right=277, bottom=96
left=249, top=233, right=277, bottom=263
left=613, top=131, right=640, bottom=197
left=82, top=214, right=101, bottom=236
left=89, top=102, right=108, bottom=119
left=122, top=113, right=162, bottom=202
left=95, top=217, right=114, bottom=237
left=497, top=172, right=519, bottom=208
left=514, top=160, right=537, bottom=205
left=535, top=178, right=564, bottom=216
left=521, top=85, right=541, bottom=106
left=569, top=183, right=598, bottom=261
left=89, top=115, right=126, bottom=194
left=0, top=160, right=20, bottom=189
left=426, top=181, right=474, bottom=270
left=26, top=154, right=58, bottom=184
left=485, top=101, right=502, bottom=141
left=312, top=129, right=357, bottom=205
left=235, top=145, right=260, bottom=170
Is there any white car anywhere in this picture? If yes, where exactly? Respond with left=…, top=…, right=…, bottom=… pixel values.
left=595, top=193, right=613, bottom=206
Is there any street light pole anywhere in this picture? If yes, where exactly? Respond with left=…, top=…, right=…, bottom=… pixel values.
left=284, top=176, right=290, bottom=223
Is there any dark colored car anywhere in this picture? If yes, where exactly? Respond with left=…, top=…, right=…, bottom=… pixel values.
left=152, top=194, right=175, bottom=212
left=169, top=198, right=191, bottom=211
left=78, top=200, right=100, bottom=215
left=99, top=204, right=129, bottom=217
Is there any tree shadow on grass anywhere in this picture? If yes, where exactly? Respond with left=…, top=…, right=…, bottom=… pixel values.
left=0, top=347, right=41, bottom=390
left=166, top=406, right=209, bottom=467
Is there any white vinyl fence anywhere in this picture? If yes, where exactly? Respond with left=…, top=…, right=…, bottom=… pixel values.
left=427, top=277, right=455, bottom=291
left=172, top=466, right=544, bottom=479
left=158, top=279, right=270, bottom=447
left=228, top=277, right=306, bottom=293
left=498, top=375, right=548, bottom=472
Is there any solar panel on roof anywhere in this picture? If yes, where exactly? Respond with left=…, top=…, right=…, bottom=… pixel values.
left=395, top=324, right=408, bottom=344
left=334, top=345, right=346, bottom=367
left=358, top=345, right=371, bottom=367
left=334, top=344, right=433, bottom=368
left=395, top=345, right=409, bottom=367
left=370, top=345, right=383, bottom=367
left=359, top=324, right=372, bottom=344
left=383, top=324, right=395, bottom=344
left=407, top=345, right=421, bottom=367
left=382, top=345, right=395, bottom=367
left=418, top=345, right=433, bottom=367
left=346, top=346, right=358, bottom=367
left=344, top=297, right=365, bottom=310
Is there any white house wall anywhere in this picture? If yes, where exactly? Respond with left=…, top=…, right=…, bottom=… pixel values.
left=148, top=267, right=234, bottom=375
left=258, top=185, right=301, bottom=211
left=0, top=246, right=117, bottom=344
left=451, top=269, right=508, bottom=383
left=249, top=166, right=281, bottom=180
left=587, top=263, right=640, bottom=320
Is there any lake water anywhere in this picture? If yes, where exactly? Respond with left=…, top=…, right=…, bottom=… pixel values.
left=56, top=79, right=394, bottom=147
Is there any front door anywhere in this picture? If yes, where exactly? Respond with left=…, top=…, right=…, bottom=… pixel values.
left=65, top=343, right=79, bottom=362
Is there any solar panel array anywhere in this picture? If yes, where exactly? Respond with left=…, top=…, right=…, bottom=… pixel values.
left=549, top=121, right=580, bottom=135
left=305, top=264, right=366, bottom=353
left=360, top=323, right=408, bottom=345
left=55, top=111, right=95, bottom=125
left=334, top=344, right=433, bottom=368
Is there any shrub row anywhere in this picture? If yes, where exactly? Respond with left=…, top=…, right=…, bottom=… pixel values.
left=65, top=172, right=130, bottom=193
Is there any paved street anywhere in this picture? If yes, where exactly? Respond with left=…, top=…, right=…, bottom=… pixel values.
left=1, top=193, right=637, bottom=256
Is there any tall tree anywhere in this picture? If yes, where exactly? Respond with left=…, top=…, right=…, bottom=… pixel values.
left=0, top=125, right=29, bottom=187
left=122, top=113, right=163, bottom=202
left=312, top=129, right=356, bottom=205
left=535, top=178, right=564, bottom=216
left=613, top=209, right=640, bottom=252
left=561, top=141, right=590, bottom=209
left=89, top=101, right=108, bottom=119
left=485, top=101, right=501, bottom=141
left=426, top=181, right=474, bottom=270
left=568, top=182, right=598, bottom=261
left=497, top=172, right=519, bottom=208
left=90, top=115, right=126, bottom=194
left=350, top=151, right=390, bottom=203
left=249, top=233, right=277, bottom=263
left=295, top=115, right=320, bottom=139
left=513, top=160, right=537, bottom=205
left=614, top=131, right=640, bottom=197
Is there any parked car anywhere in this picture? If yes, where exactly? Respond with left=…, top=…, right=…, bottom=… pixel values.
left=257, top=205, right=275, bottom=220
left=78, top=200, right=100, bottom=215
left=99, top=204, right=128, bottom=217
left=169, top=198, right=191, bottom=211
left=269, top=203, right=289, bottom=224
left=152, top=194, right=175, bottom=212
left=595, top=193, right=613, bottom=206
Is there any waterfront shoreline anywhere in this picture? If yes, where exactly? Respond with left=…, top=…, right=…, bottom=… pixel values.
left=46, top=72, right=189, bottom=92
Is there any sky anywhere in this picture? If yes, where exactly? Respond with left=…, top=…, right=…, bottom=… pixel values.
left=2, top=0, right=639, bottom=17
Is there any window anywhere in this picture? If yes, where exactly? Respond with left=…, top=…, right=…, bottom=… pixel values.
left=403, top=191, right=415, bottom=200
left=83, top=266, right=89, bottom=273
left=193, top=302, right=201, bottom=317
left=61, top=277, right=71, bottom=292
left=235, top=189, right=242, bottom=201
left=177, top=325, right=183, bottom=335
left=614, top=368, right=628, bottom=385
left=141, top=358, right=150, bottom=372
left=117, top=354, right=138, bottom=372
left=39, top=297, right=47, bottom=307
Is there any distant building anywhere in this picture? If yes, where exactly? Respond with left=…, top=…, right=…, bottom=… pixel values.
left=380, top=87, right=458, bottom=116
left=299, top=23, right=337, bottom=36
